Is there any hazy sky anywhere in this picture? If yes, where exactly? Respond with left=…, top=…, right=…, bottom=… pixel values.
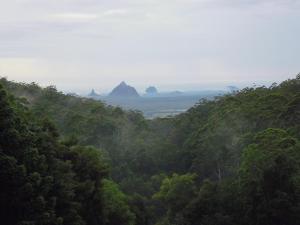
left=0, top=0, right=299, bottom=93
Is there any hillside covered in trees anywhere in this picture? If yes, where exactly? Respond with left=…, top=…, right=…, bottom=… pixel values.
left=0, top=75, right=300, bottom=225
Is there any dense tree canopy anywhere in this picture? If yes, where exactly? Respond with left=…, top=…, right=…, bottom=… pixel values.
left=0, top=75, right=299, bottom=225
left=0, top=83, right=134, bottom=225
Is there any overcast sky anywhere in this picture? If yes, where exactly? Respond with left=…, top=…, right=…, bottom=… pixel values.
left=0, top=0, right=299, bottom=93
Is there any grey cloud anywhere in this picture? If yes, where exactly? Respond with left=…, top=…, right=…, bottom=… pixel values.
left=0, top=0, right=299, bottom=91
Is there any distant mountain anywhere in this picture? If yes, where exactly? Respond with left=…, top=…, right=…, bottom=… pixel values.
left=88, top=89, right=100, bottom=97
left=156, top=91, right=184, bottom=97
left=170, top=90, right=183, bottom=95
left=227, top=86, right=239, bottom=92
left=146, top=86, right=158, bottom=95
left=109, top=81, right=140, bottom=98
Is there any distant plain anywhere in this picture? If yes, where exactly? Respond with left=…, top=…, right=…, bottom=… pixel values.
left=96, top=90, right=226, bottom=118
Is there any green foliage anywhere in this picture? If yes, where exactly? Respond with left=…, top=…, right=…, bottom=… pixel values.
left=153, top=173, right=197, bottom=224
left=182, top=180, right=235, bottom=225
left=0, top=83, right=134, bottom=225
left=102, top=179, right=135, bottom=225
left=1, top=75, right=300, bottom=225
left=238, top=128, right=300, bottom=225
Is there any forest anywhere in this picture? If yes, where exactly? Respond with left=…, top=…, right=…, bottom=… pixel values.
left=0, top=75, right=299, bottom=225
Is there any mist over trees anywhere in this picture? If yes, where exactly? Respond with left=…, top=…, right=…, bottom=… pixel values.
left=0, top=75, right=299, bottom=225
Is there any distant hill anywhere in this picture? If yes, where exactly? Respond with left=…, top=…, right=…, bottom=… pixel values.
left=109, top=81, right=140, bottom=97
left=227, top=85, right=239, bottom=92
left=88, top=89, right=100, bottom=97
left=145, top=86, right=158, bottom=95
left=169, top=90, right=183, bottom=96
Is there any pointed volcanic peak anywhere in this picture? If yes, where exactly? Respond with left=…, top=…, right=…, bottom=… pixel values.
left=109, top=81, right=140, bottom=98
left=88, top=89, right=100, bottom=97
